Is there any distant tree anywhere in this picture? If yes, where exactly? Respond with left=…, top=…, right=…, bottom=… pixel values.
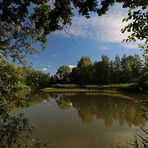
left=138, top=71, right=148, bottom=91
left=112, top=55, right=122, bottom=83
left=26, top=70, right=50, bottom=89
left=94, top=55, right=110, bottom=84
left=121, top=54, right=130, bottom=83
left=131, top=55, right=143, bottom=81
left=70, top=67, right=79, bottom=84
left=56, top=65, right=71, bottom=83
left=54, top=54, right=148, bottom=85
left=49, top=75, right=59, bottom=85
left=77, top=56, right=92, bottom=68
left=138, top=57, right=148, bottom=90
left=101, top=55, right=111, bottom=84
left=121, top=54, right=143, bottom=83
left=77, top=56, right=94, bottom=84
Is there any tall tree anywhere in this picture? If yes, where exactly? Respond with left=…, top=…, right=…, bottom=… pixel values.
left=56, top=65, right=71, bottom=83
left=77, top=56, right=93, bottom=84
left=120, top=54, right=143, bottom=83
left=26, top=70, right=50, bottom=88
left=54, top=54, right=146, bottom=88
left=112, top=55, right=122, bottom=83
left=70, top=67, right=79, bottom=84
left=94, top=55, right=110, bottom=84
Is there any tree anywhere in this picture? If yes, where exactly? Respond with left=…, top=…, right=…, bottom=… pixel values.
left=70, top=67, right=79, bottom=84
left=112, top=55, right=122, bottom=83
left=56, top=65, right=71, bottom=83
left=131, top=54, right=143, bottom=81
left=0, top=56, right=31, bottom=101
left=120, top=54, right=130, bottom=83
left=0, top=56, right=18, bottom=99
left=53, top=54, right=146, bottom=90
left=94, top=55, right=110, bottom=84
left=138, top=71, right=148, bottom=91
left=122, top=8, right=148, bottom=55
left=26, top=70, right=50, bottom=89
left=0, top=0, right=148, bottom=63
left=138, top=57, right=148, bottom=91
left=120, top=54, right=143, bottom=83
left=77, top=56, right=94, bottom=84
left=77, top=56, right=92, bottom=68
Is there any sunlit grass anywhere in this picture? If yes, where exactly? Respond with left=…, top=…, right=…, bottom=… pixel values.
left=41, top=83, right=140, bottom=93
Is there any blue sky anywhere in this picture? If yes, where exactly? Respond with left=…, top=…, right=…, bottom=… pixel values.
left=27, top=4, right=142, bottom=74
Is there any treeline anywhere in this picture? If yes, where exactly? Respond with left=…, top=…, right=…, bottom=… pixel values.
left=54, top=54, right=148, bottom=90
left=0, top=54, right=148, bottom=97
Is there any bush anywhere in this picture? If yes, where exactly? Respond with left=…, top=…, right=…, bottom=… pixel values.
left=138, top=72, right=148, bottom=91
left=13, top=83, right=31, bottom=97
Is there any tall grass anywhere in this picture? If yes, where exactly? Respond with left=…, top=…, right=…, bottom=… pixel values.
left=113, top=128, right=148, bottom=148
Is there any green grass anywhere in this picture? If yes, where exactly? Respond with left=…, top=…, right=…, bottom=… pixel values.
left=41, top=83, right=142, bottom=93
left=41, top=87, right=108, bottom=93
left=51, top=83, right=133, bottom=88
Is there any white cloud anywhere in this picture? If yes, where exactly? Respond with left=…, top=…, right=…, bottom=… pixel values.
left=68, top=65, right=76, bottom=69
left=59, top=13, right=128, bottom=43
left=121, top=43, right=138, bottom=49
left=56, top=6, right=139, bottom=49
left=41, top=68, right=48, bottom=71
left=47, top=64, right=51, bottom=68
left=41, top=64, right=51, bottom=71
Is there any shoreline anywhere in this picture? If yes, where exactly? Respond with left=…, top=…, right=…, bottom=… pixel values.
left=41, top=88, right=120, bottom=93
left=41, top=85, right=147, bottom=93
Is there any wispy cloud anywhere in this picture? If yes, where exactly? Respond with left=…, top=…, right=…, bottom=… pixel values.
left=41, top=68, right=48, bottom=71
left=56, top=7, right=138, bottom=49
left=51, top=54, right=59, bottom=58
left=41, top=64, right=51, bottom=71
left=121, top=43, right=138, bottom=49
left=47, top=64, right=51, bottom=68
left=59, top=13, right=128, bottom=42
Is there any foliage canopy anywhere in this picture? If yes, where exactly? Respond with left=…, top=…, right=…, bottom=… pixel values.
left=0, top=0, right=148, bottom=63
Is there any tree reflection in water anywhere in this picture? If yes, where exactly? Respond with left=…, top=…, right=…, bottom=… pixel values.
left=0, top=91, right=49, bottom=148
left=54, top=93, right=148, bottom=127
left=1, top=91, right=148, bottom=147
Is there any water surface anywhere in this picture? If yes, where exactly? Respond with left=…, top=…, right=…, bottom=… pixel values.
left=14, top=92, right=148, bottom=147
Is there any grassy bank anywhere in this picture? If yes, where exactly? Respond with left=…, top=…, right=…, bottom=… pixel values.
left=41, top=83, right=145, bottom=93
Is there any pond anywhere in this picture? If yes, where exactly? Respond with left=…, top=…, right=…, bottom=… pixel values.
left=12, top=92, right=148, bottom=148
left=2, top=92, right=148, bottom=147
